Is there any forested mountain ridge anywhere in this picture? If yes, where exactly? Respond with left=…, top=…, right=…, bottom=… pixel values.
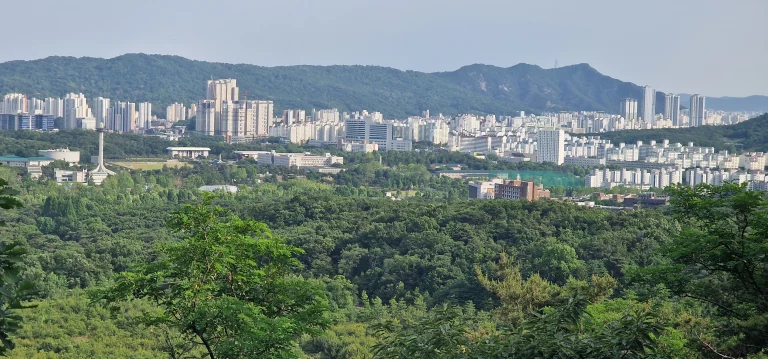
left=0, top=54, right=657, bottom=117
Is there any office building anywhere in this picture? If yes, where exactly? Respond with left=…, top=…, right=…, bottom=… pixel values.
left=166, top=147, right=211, bottom=159
left=137, top=102, right=152, bottom=129
left=494, top=179, right=551, bottom=201
left=536, top=128, right=565, bottom=165
left=690, top=94, right=706, bottom=127
left=642, top=86, right=655, bottom=125
left=344, top=118, right=411, bottom=151
left=664, top=93, right=681, bottom=126
left=256, top=151, right=343, bottom=168
left=0, top=114, right=55, bottom=131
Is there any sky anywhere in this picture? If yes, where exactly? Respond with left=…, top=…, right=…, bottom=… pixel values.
left=4, top=0, right=767, bottom=97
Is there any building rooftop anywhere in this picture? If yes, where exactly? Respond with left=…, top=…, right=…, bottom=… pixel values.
left=166, top=147, right=211, bottom=151
left=0, top=155, right=53, bottom=162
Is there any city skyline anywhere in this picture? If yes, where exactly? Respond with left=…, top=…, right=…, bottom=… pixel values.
left=0, top=0, right=765, bottom=97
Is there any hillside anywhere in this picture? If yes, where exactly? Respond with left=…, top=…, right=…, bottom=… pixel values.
left=594, top=112, right=768, bottom=152
left=0, top=54, right=661, bottom=118
left=679, top=94, right=768, bottom=112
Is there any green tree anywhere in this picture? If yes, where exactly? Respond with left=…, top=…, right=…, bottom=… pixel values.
left=0, top=175, right=36, bottom=355
left=93, top=196, right=329, bottom=359
left=638, top=183, right=768, bottom=356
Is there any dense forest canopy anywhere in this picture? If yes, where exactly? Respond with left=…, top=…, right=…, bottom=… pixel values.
left=0, top=133, right=766, bottom=357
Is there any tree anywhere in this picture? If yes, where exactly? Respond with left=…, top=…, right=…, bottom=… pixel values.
left=93, top=196, right=329, bottom=359
left=638, top=183, right=768, bottom=356
left=0, top=175, right=36, bottom=355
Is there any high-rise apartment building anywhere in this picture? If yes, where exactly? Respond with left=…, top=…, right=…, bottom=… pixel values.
left=283, top=109, right=306, bottom=125
left=92, top=97, right=111, bottom=128
left=642, top=86, right=656, bottom=125
left=1, top=93, right=28, bottom=114
left=620, top=98, right=638, bottom=125
left=690, top=94, right=706, bottom=127
left=44, top=97, right=64, bottom=118
left=196, top=100, right=216, bottom=136
left=664, top=93, right=681, bottom=126
left=166, top=103, right=187, bottom=123
left=252, top=100, right=273, bottom=137
left=64, top=93, right=89, bottom=129
left=536, top=128, right=565, bottom=165
left=187, top=103, right=197, bottom=120
left=137, top=102, right=152, bottom=129
left=29, top=98, right=44, bottom=114
left=109, top=101, right=136, bottom=133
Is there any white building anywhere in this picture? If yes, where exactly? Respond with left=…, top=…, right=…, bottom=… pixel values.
left=109, top=101, right=136, bottom=133
left=664, top=94, right=681, bottom=126
left=690, top=94, right=706, bottom=127
left=92, top=97, right=111, bottom=130
left=166, top=102, right=187, bottom=123
left=257, top=151, right=343, bottom=168
left=39, top=148, right=80, bottom=165
left=642, top=86, right=656, bottom=126
left=620, top=99, right=638, bottom=125
left=137, top=102, right=152, bottom=129
left=166, top=147, right=211, bottom=159
left=537, top=128, right=565, bottom=165
left=44, top=97, right=64, bottom=118
left=64, top=93, right=90, bottom=129
left=1, top=93, right=27, bottom=114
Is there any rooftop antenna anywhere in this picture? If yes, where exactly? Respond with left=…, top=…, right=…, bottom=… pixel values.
left=554, top=59, right=559, bottom=69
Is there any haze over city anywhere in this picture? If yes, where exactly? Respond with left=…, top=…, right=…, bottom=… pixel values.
left=2, top=0, right=767, bottom=97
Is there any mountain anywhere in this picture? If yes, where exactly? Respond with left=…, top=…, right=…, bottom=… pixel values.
left=594, top=112, right=768, bottom=153
left=0, top=53, right=753, bottom=118
left=678, top=94, right=768, bottom=112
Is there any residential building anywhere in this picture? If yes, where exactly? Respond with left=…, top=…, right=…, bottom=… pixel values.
left=1, top=93, right=27, bottom=114
left=537, top=128, right=565, bottom=165
left=642, top=86, right=656, bottom=126
left=664, top=93, right=681, bottom=126
left=196, top=100, right=216, bottom=136
left=690, top=94, right=706, bottom=127
left=620, top=98, right=638, bottom=124
left=137, top=102, right=152, bottom=129
left=109, top=101, right=136, bottom=133
left=44, top=97, right=64, bottom=117
left=166, top=102, right=187, bottom=123
left=92, top=97, right=110, bottom=128
left=64, top=93, right=90, bottom=129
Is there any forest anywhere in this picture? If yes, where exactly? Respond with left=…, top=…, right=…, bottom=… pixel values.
left=0, top=147, right=766, bottom=358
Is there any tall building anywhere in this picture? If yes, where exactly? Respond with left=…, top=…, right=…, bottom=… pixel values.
left=166, top=102, right=187, bottom=123
left=92, top=97, right=111, bottom=129
left=109, top=101, right=136, bottom=133
left=137, top=102, right=152, bottom=129
left=29, top=98, right=44, bottom=114
left=664, top=93, right=681, bottom=126
left=620, top=98, right=638, bottom=125
left=344, top=118, right=411, bottom=151
left=1, top=93, right=27, bottom=114
left=44, top=97, right=64, bottom=117
left=537, top=128, right=565, bottom=165
left=196, top=100, right=216, bottom=136
left=642, top=86, right=656, bottom=126
left=690, top=94, right=706, bottom=127
left=252, top=100, right=274, bottom=137
left=283, top=109, right=306, bottom=125
left=63, top=93, right=89, bottom=129
left=187, top=103, right=197, bottom=120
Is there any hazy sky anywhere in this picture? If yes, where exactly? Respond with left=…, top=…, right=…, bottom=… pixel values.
left=4, top=0, right=767, bottom=97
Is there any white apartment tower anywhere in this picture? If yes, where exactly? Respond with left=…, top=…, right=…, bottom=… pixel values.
left=109, top=101, right=137, bottom=133
left=620, top=98, right=638, bottom=125
left=64, top=93, right=89, bottom=129
left=690, top=94, right=706, bottom=127
left=196, top=100, right=216, bottom=136
left=642, top=86, right=656, bottom=126
left=536, top=128, right=565, bottom=165
left=2, top=93, right=28, bottom=114
left=92, top=97, right=111, bottom=129
left=664, top=93, right=681, bottom=126
left=166, top=103, right=187, bottom=123
left=137, top=102, right=152, bottom=129
left=44, top=97, right=64, bottom=117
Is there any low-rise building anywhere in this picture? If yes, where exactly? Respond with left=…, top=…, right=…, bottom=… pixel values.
left=623, top=193, right=670, bottom=208
left=256, top=151, right=343, bottom=168
left=39, top=148, right=80, bottom=165
left=166, top=147, right=211, bottom=159
left=469, top=178, right=504, bottom=199
left=55, top=169, right=87, bottom=183
left=494, top=179, right=550, bottom=201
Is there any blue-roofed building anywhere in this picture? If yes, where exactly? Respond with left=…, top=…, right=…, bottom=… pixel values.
left=0, top=155, right=54, bottom=179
